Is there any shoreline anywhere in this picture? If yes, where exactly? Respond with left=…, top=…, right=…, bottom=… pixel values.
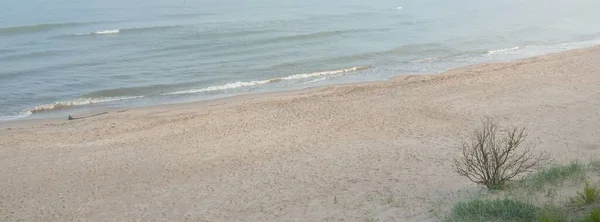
left=1, top=45, right=599, bottom=221
left=2, top=44, right=594, bottom=129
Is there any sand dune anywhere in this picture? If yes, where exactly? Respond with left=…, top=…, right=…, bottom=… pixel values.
left=1, top=46, right=600, bottom=221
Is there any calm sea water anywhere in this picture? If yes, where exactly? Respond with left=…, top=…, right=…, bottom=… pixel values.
left=1, top=0, right=599, bottom=121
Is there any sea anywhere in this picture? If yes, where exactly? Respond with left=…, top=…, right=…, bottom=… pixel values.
left=1, top=0, right=600, bottom=121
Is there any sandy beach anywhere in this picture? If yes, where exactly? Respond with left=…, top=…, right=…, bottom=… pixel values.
left=1, top=46, right=600, bottom=221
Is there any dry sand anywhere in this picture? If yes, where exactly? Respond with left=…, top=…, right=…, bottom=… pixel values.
left=1, top=46, right=600, bottom=221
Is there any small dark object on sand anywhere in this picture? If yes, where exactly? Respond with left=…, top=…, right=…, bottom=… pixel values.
left=67, top=112, right=108, bottom=121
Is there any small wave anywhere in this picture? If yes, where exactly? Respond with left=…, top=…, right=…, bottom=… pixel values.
left=20, top=67, right=369, bottom=113
left=164, top=80, right=273, bottom=95
left=274, top=29, right=375, bottom=42
left=25, top=96, right=142, bottom=113
left=317, top=43, right=460, bottom=65
left=164, top=66, right=369, bottom=96
left=409, top=57, right=440, bottom=63
left=386, top=43, right=457, bottom=55
left=70, top=25, right=183, bottom=36
left=397, top=6, right=403, bottom=10
left=280, top=66, right=368, bottom=80
left=0, top=111, right=32, bottom=121
left=0, top=22, right=83, bottom=36
left=94, top=29, right=120, bottom=35
left=307, top=71, right=352, bottom=83
left=1, top=50, right=67, bottom=61
left=74, top=29, right=120, bottom=36
left=162, top=12, right=216, bottom=18
left=308, top=77, right=329, bottom=83
left=486, top=46, right=521, bottom=55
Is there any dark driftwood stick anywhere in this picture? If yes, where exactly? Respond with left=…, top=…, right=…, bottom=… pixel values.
left=67, top=112, right=109, bottom=120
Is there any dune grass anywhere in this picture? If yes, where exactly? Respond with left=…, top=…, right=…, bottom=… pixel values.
left=445, top=198, right=540, bottom=222
left=519, top=163, right=586, bottom=191
left=536, top=206, right=567, bottom=222
left=589, top=161, right=600, bottom=175
left=571, top=180, right=600, bottom=206
left=583, top=209, right=600, bottom=222
left=445, top=162, right=600, bottom=222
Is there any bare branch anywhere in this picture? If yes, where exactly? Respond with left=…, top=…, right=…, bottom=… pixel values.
left=452, top=118, right=549, bottom=189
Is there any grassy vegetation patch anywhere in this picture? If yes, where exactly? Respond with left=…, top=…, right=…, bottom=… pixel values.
left=583, top=209, right=600, bottom=222
left=571, top=180, right=600, bottom=206
left=520, top=163, right=586, bottom=190
left=589, top=161, right=600, bottom=175
left=445, top=161, right=600, bottom=222
left=445, top=198, right=540, bottom=222
left=536, top=205, right=569, bottom=222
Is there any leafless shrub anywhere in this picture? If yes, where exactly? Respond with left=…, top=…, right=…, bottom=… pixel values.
left=453, top=118, right=550, bottom=189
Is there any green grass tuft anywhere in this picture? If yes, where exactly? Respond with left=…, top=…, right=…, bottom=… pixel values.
left=571, top=180, right=600, bottom=206
left=444, top=162, right=600, bottom=222
left=445, top=198, right=540, bottom=222
left=521, top=163, right=585, bottom=190
left=537, top=206, right=566, bottom=222
left=583, top=209, right=600, bottom=222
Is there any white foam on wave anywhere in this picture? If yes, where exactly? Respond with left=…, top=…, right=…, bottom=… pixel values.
left=397, top=6, right=403, bottom=10
left=165, top=80, right=273, bottom=95
left=280, top=66, right=369, bottom=80
left=93, top=29, right=120, bottom=35
left=73, top=29, right=120, bottom=36
left=308, top=77, right=329, bottom=83
left=0, top=111, right=32, bottom=121
left=17, top=66, right=368, bottom=114
left=409, top=57, right=439, bottom=63
left=487, top=46, right=521, bottom=55
left=25, top=96, right=142, bottom=113
left=164, top=66, right=369, bottom=96
left=307, top=72, right=350, bottom=83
